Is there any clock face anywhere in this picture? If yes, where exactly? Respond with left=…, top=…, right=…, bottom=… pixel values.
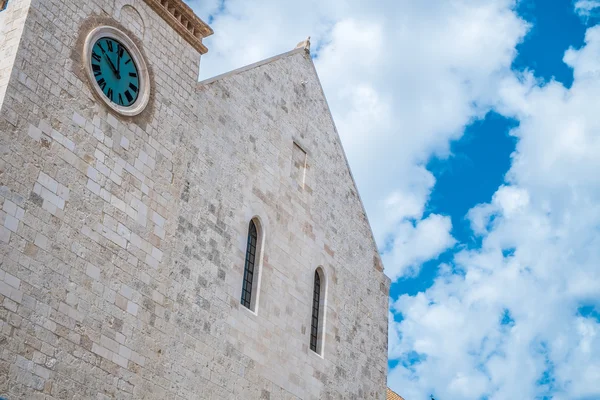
left=91, top=37, right=140, bottom=107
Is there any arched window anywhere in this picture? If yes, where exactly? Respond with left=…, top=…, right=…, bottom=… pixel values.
left=310, top=268, right=326, bottom=355
left=241, top=219, right=260, bottom=310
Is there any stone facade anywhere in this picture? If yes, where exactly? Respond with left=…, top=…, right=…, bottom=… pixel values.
left=0, top=0, right=390, bottom=399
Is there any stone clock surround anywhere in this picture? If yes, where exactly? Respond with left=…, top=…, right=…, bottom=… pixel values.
left=84, top=26, right=151, bottom=117
left=69, top=14, right=160, bottom=125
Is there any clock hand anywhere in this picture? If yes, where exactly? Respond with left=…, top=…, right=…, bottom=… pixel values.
left=98, top=45, right=121, bottom=79
left=117, top=47, right=122, bottom=75
left=105, top=55, right=121, bottom=79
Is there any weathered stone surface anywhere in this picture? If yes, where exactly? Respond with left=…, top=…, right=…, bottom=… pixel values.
left=0, top=0, right=390, bottom=398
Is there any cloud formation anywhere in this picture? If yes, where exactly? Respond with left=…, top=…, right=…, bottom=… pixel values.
left=575, top=0, right=600, bottom=17
left=382, top=214, right=456, bottom=280
left=190, top=0, right=600, bottom=398
left=391, top=22, right=600, bottom=400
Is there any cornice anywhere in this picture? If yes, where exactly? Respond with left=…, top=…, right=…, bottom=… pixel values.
left=142, top=0, right=213, bottom=54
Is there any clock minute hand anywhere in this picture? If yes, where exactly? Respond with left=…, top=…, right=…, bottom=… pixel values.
left=105, top=55, right=121, bottom=79
left=98, top=46, right=120, bottom=79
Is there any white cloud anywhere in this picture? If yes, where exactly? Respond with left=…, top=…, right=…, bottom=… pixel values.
left=383, top=214, right=456, bottom=280
left=575, top=0, right=600, bottom=17
left=314, top=0, right=529, bottom=250
left=188, top=0, right=600, bottom=399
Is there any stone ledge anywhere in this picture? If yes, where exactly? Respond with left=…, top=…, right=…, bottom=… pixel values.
left=142, top=0, right=213, bottom=54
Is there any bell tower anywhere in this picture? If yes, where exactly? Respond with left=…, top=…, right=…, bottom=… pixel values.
left=0, top=1, right=217, bottom=396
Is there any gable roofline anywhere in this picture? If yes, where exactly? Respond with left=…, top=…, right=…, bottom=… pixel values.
left=198, top=47, right=306, bottom=87
left=198, top=46, right=391, bottom=284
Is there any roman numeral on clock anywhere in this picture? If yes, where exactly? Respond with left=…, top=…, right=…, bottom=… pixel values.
left=92, top=52, right=101, bottom=62
left=97, top=78, right=106, bottom=90
left=124, top=90, right=133, bottom=103
left=92, top=63, right=102, bottom=77
left=106, top=40, right=113, bottom=52
left=129, top=83, right=138, bottom=93
left=118, top=93, right=124, bottom=106
left=107, top=88, right=113, bottom=101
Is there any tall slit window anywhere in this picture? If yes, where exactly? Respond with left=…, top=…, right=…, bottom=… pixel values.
left=310, top=269, right=325, bottom=354
left=241, top=220, right=258, bottom=309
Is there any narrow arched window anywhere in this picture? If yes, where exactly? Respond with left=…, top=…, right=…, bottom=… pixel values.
left=310, top=268, right=326, bottom=355
left=241, top=220, right=258, bottom=310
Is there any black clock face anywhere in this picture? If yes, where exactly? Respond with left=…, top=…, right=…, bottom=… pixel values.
left=91, top=37, right=140, bottom=107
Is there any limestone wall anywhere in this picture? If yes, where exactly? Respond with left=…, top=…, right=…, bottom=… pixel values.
left=0, top=0, right=32, bottom=109
left=0, top=0, right=389, bottom=398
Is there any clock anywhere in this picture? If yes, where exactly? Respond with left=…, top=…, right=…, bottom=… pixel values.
left=84, top=26, right=150, bottom=116
left=91, top=37, right=139, bottom=107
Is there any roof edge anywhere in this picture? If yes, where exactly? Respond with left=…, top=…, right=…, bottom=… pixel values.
left=301, top=46, right=390, bottom=281
left=198, top=47, right=306, bottom=87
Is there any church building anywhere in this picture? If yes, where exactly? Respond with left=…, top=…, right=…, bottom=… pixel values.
left=0, top=0, right=390, bottom=398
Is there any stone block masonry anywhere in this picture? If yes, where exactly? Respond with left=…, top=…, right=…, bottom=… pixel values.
left=0, top=0, right=390, bottom=398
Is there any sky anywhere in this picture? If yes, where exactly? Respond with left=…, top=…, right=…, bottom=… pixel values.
left=188, top=0, right=600, bottom=398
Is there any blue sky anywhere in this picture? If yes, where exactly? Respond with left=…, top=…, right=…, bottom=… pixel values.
left=191, top=0, right=600, bottom=398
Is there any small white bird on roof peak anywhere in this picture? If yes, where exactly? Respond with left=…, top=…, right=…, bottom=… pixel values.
left=295, top=36, right=311, bottom=52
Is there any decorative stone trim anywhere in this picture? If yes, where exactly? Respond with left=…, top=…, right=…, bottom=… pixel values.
left=142, top=0, right=213, bottom=54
